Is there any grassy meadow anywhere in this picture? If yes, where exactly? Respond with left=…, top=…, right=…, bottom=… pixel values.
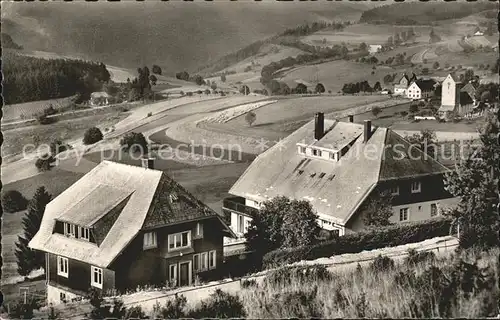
left=2, top=111, right=128, bottom=156
left=228, top=95, right=389, bottom=127
left=2, top=96, right=78, bottom=123
left=239, top=248, right=499, bottom=318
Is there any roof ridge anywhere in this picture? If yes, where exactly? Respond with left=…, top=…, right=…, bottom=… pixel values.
left=376, top=127, right=389, bottom=182
left=101, top=160, right=163, bottom=173
left=87, top=192, right=135, bottom=227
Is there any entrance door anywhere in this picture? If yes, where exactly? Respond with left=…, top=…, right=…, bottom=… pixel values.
left=179, top=261, right=191, bottom=287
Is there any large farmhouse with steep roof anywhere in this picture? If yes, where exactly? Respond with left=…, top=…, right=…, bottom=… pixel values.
left=224, top=113, right=457, bottom=238
left=29, top=160, right=235, bottom=305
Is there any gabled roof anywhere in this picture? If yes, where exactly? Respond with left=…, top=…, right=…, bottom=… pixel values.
left=56, top=184, right=133, bottom=227
left=460, top=82, right=477, bottom=99
left=398, top=73, right=410, bottom=83
left=445, top=73, right=461, bottom=84
left=409, top=73, right=417, bottom=82
left=229, top=119, right=450, bottom=226
left=411, top=79, right=436, bottom=92
left=379, top=130, right=449, bottom=181
left=29, top=161, right=235, bottom=267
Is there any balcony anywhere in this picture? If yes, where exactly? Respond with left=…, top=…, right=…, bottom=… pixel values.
left=222, top=197, right=259, bottom=217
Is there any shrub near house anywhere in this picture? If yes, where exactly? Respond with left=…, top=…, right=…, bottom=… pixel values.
left=262, top=217, right=452, bottom=268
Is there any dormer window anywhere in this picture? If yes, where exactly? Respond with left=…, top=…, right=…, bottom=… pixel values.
left=411, top=181, right=421, bottom=193
left=64, top=223, right=76, bottom=238
left=312, top=149, right=322, bottom=157
left=78, top=227, right=90, bottom=241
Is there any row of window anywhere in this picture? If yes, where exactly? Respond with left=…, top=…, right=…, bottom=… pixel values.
left=399, top=203, right=439, bottom=222
left=299, top=146, right=339, bottom=161
left=57, top=252, right=219, bottom=289
left=389, top=181, right=421, bottom=195
left=143, top=223, right=204, bottom=250
left=57, top=256, right=103, bottom=289
left=167, top=251, right=217, bottom=285
left=63, top=223, right=90, bottom=241
left=193, top=251, right=217, bottom=272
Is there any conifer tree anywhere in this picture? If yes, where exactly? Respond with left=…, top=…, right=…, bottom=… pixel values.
left=15, top=186, right=52, bottom=275
left=444, top=110, right=500, bottom=249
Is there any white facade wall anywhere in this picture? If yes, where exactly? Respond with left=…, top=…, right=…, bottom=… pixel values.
left=297, top=144, right=339, bottom=162
left=47, top=284, right=82, bottom=306
left=441, top=75, right=457, bottom=107
left=230, top=211, right=253, bottom=237
left=406, top=83, right=422, bottom=100
left=245, top=198, right=261, bottom=209
left=394, top=87, right=407, bottom=96
left=390, top=198, right=459, bottom=224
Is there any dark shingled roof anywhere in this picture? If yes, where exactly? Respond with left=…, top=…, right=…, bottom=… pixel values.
left=29, top=161, right=235, bottom=267
left=379, top=130, right=449, bottom=181
left=413, top=79, right=436, bottom=92
left=142, top=173, right=220, bottom=229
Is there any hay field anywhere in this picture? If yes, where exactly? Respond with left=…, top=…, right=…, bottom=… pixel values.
left=301, top=23, right=459, bottom=48
left=277, top=60, right=401, bottom=93
left=2, top=96, right=78, bottom=123
left=227, top=95, right=390, bottom=127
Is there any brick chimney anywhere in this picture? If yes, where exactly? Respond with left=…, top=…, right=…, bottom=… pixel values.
left=348, top=115, right=354, bottom=123
left=314, top=112, right=325, bottom=140
left=141, top=158, right=155, bottom=169
left=364, top=120, right=372, bottom=142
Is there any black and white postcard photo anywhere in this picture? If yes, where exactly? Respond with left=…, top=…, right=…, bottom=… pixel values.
left=1, top=0, right=499, bottom=318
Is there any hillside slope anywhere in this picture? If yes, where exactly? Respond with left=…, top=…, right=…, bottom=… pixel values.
left=2, top=1, right=371, bottom=75
left=360, top=1, right=497, bottom=25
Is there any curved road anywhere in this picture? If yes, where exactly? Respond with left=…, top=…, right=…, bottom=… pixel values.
left=2, top=96, right=266, bottom=185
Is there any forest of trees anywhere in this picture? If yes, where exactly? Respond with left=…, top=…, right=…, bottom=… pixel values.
left=280, top=21, right=345, bottom=37
left=3, top=51, right=110, bottom=104
left=341, top=81, right=376, bottom=94
left=2, top=33, right=23, bottom=50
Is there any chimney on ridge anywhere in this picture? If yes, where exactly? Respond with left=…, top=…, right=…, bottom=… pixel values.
left=348, top=115, right=354, bottom=123
left=314, top=112, right=325, bottom=140
left=141, top=157, right=155, bottom=170
left=364, top=120, right=372, bottom=143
